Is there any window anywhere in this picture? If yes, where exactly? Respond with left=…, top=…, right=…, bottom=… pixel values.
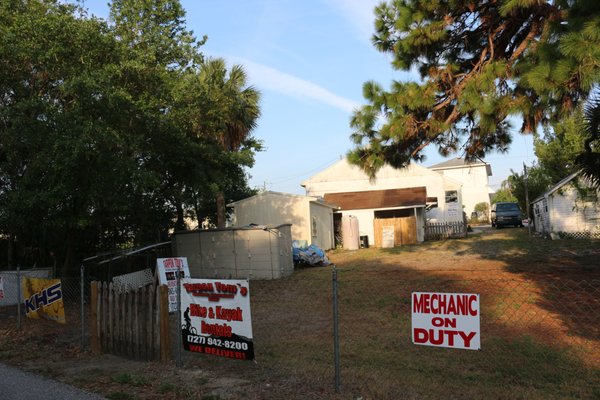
left=445, top=190, right=458, bottom=203
left=311, top=216, right=317, bottom=237
left=543, top=198, right=548, bottom=212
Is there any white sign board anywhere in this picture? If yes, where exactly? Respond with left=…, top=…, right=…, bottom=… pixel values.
left=156, top=257, right=191, bottom=312
left=180, top=278, right=254, bottom=360
left=381, top=226, right=395, bottom=248
left=0, top=276, right=4, bottom=299
left=412, top=292, right=480, bottom=350
left=447, top=202, right=459, bottom=218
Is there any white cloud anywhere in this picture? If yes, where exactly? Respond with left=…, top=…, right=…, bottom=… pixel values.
left=231, top=57, right=361, bottom=114
left=325, top=0, right=380, bottom=40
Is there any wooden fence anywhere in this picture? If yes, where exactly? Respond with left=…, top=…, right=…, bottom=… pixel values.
left=90, top=281, right=170, bottom=362
left=424, top=221, right=467, bottom=241
left=373, top=216, right=417, bottom=247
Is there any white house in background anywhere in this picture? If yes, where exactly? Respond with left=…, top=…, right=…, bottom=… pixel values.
left=301, top=158, right=465, bottom=247
left=532, top=171, right=600, bottom=239
left=228, top=191, right=336, bottom=250
left=429, top=157, right=493, bottom=217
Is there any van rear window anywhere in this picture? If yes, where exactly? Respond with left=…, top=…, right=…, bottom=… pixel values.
left=497, top=203, right=520, bottom=212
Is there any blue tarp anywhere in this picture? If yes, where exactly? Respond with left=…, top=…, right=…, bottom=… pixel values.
left=292, top=242, right=330, bottom=267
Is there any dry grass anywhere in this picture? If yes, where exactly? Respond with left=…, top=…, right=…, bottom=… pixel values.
left=1, top=228, right=599, bottom=399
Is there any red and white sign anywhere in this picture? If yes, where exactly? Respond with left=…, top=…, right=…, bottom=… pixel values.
left=180, top=278, right=254, bottom=360
left=156, top=257, right=191, bottom=312
left=411, top=292, right=480, bottom=350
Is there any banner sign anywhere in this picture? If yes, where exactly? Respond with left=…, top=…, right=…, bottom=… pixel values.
left=181, top=278, right=254, bottom=360
left=412, top=292, right=480, bottom=350
left=0, top=276, right=4, bottom=299
left=22, top=278, right=66, bottom=324
left=156, top=257, right=191, bottom=312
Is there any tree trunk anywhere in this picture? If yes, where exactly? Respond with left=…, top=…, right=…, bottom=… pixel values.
left=175, top=201, right=186, bottom=232
left=216, top=191, right=226, bottom=229
left=7, top=233, right=14, bottom=266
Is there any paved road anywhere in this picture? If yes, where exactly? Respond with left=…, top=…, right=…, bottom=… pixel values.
left=0, top=363, right=105, bottom=400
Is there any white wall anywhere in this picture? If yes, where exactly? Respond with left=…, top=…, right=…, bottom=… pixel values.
left=309, top=202, right=335, bottom=250
left=433, top=165, right=491, bottom=216
left=549, top=185, right=600, bottom=233
left=303, top=160, right=463, bottom=223
left=233, top=193, right=310, bottom=243
left=232, top=192, right=335, bottom=250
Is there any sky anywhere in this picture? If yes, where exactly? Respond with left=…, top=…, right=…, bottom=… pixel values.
left=76, top=0, right=536, bottom=194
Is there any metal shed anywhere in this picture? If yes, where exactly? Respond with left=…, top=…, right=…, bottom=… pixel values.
left=171, top=224, right=293, bottom=280
left=228, top=191, right=336, bottom=250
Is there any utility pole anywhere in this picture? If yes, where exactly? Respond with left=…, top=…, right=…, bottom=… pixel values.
left=523, top=163, right=532, bottom=236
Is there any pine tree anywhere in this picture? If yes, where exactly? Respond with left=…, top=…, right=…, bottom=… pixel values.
left=349, top=0, right=600, bottom=178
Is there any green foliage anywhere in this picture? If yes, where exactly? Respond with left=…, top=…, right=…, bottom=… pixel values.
left=504, top=166, right=552, bottom=213
left=474, top=202, right=489, bottom=214
left=349, top=0, right=600, bottom=177
left=576, top=95, right=600, bottom=187
left=534, top=108, right=586, bottom=184
left=0, top=0, right=261, bottom=270
left=491, top=188, right=518, bottom=204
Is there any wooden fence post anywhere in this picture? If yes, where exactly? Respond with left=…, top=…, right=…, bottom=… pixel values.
left=159, top=284, right=171, bottom=363
left=146, top=285, right=154, bottom=361
left=90, top=281, right=100, bottom=354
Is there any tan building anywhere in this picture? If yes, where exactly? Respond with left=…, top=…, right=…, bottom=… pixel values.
left=228, top=191, right=336, bottom=250
left=301, top=158, right=466, bottom=247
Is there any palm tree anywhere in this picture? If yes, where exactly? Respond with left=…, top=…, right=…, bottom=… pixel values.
left=577, top=95, right=600, bottom=188
left=196, top=58, right=261, bottom=227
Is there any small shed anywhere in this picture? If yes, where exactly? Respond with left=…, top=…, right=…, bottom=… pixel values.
left=228, top=191, right=336, bottom=250
left=532, top=171, right=600, bottom=239
left=172, top=224, right=293, bottom=280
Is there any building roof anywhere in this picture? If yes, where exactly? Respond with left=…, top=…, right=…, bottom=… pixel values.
left=324, top=187, right=427, bottom=211
left=301, top=158, right=446, bottom=187
left=227, top=190, right=336, bottom=209
left=531, top=171, right=582, bottom=204
left=429, top=157, right=492, bottom=176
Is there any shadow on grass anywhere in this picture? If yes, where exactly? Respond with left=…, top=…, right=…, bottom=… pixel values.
left=240, top=264, right=599, bottom=399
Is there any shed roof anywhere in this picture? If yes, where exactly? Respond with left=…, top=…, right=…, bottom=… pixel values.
left=324, top=187, right=427, bottom=211
left=531, top=171, right=581, bottom=204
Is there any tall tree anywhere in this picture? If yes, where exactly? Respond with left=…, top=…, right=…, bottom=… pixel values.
left=0, top=0, right=143, bottom=271
left=349, top=0, right=600, bottom=177
left=185, top=58, right=261, bottom=228
left=534, top=106, right=586, bottom=184
left=576, top=95, right=600, bottom=187
left=0, top=0, right=262, bottom=270
left=502, top=165, right=552, bottom=214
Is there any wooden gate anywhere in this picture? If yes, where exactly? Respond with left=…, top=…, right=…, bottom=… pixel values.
left=90, top=281, right=171, bottom=362
left=373, top=216, right=417, bottom=247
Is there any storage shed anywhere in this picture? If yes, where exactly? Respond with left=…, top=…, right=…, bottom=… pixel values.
left=172, top=224, right=293, bottom=280
left=532, top=171, right=600, bottom=239
left=228, top=191, right=336, bottom=250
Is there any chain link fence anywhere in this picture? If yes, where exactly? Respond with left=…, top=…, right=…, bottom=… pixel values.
left=2, top=263, right=599, bottom=399
left=334, top=270, right=599, bottom=399
left=0, top=267, right=92, bottom=349
left=166, top=265, right=598, bottom=398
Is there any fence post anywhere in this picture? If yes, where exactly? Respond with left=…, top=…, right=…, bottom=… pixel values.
left=176, top=265, right=182, bottom=367
left=80, top=264, right=85, bottom=349
left=90, top=281, right=100, bottom=354
left=16, top=265, right=21, bottom=330
left=332, top=265, right=340, bottom=393
left=159, top=285, right=170, bottom=362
